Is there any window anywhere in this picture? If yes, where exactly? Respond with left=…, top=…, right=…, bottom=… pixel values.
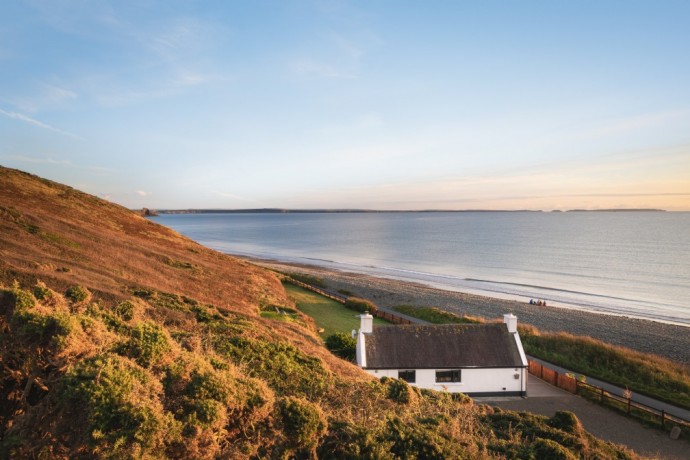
left=398, top=370, right=416, bottom=383
left=435, top=370, right=461, bottom=383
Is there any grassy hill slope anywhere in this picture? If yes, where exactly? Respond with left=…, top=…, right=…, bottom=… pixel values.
left=0, top=166, right=634, bottom=459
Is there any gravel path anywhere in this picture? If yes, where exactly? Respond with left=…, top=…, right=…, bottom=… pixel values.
left=256, top=260, right=690, bottom=365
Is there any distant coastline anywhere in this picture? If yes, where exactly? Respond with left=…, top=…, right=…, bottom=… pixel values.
left=152, top=208, right=667, bottom=214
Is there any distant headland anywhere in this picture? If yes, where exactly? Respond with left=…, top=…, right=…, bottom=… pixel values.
left=147, top=208, right=667, bottom=214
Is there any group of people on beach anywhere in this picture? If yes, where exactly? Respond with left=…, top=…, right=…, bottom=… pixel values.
left=529, top=299, right=547, bottom=306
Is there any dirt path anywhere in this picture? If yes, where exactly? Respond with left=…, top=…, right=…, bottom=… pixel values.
left=486, top=378, right=690, bottom=459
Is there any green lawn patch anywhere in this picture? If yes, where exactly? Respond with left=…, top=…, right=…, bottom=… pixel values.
left=284, top=284, right=387, bottom=337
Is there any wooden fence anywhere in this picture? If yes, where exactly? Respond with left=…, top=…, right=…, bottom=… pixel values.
left=283, top=277, right=349, bottom=303
left=528, top=360, right=690, bottom=433
left=529, top=360, right=578, bottom=393
left=375, top=310, right=413, bottom=325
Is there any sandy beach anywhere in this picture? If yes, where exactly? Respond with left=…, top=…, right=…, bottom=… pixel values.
left=252, top=258, right=690, bottom=366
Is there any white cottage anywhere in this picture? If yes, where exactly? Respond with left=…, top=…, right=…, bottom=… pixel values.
left=355, top=313, right=528, bottom=397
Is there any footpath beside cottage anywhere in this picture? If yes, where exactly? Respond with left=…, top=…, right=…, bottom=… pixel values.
left=356, top=313, right=528, bottom=397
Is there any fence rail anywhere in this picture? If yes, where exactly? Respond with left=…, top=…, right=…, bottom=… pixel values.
left=528, top=360, right=690, bottom=432
left=283, top=277, right=349, bottom=303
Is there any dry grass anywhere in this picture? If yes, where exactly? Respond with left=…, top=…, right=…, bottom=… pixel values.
left=519, top=325, right=690, bottom=410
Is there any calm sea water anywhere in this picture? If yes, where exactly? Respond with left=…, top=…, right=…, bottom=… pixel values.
left=154, top=212, right=690, bottom=326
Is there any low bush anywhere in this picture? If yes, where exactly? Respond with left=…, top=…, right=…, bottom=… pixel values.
left=214, top=336, right=333, bottom=399
left=385, top=416, right=463, bottom=459
left=123, top=321, right=172, bottom=368
left=278, top=397, right=327, bottom=454
left=392, top=305, right=483, bottom=324
left=114, top=300, right=135, bottom=321
left=344, top=297, right=377, bottom=315
left=61, top=353, right=179, bottom=457
left=532, top=438, right=578, bottom=460
left=325, top=333, right=356, bottom=361
left=12, top=308, right=76, bottom=348
left=65, top=285, right=90, bottom=303
left=317, top=420, right=390, bottom=459
left=384, top=377, right=418, bottom=405
left=1, top=285, right=36, bottom=311
left=548, top=411, right=583, bottom=436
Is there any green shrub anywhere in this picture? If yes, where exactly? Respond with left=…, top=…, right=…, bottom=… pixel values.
left=548, top=411, right=583, bottom=436
left=214, top=336, right=332, bottom=399
left=385, top=377, right=416, bottom=405
left=1, top=286, right=37, bottom=311
left=61, top=353, right=179, bottom=456
left=344, top=297, right=378, bottom=315
left=12, top=309, right=75, bottom=347
left=532, top=438, right=577, bottom=460
left=114, top=301, right=135, bottom=321
left=65, top=285, right=90, bottom=303
left=325, top=333, right=356, bottom=361
left=385, top=416, right=461, bottom=459
left=125, top=321, right=171, bottom=368
left=317, top=420, right=392, bottom=459
left=278, top=397, right=327, bottom=452
left=392, top=305, right=483, bottom=324
left=33, top=283, right=54, bottom=302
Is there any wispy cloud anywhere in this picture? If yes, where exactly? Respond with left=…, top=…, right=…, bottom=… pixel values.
left=0, top=108, right=82, bottom=140
left=290, top=58, right=357, bottom=79
left=3, top=155, right=113, bottom=173
left=10, top=83, right=78, bottom=113
left=136, top=190, right=150, bottom=197
left=588, top=110, right=690, bottom=137
left=289, top=32, right=371, bottom=80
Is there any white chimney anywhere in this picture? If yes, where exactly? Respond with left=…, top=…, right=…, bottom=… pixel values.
left=359, top=312, right=373, bottom=334
left=503, top=313, right=518, bottom=333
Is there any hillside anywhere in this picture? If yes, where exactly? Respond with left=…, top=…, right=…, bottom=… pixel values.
left=0, top=166, right=635, bottom=458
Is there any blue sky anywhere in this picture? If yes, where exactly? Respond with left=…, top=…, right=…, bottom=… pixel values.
left=1, top=1, right=689, bottom=210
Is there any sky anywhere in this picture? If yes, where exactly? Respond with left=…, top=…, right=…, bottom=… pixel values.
left=1, top=0, right=689, bottom=211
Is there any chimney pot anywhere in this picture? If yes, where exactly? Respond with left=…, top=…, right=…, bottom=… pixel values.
left=359, top=312, right=373, bottom=334
left=503, top=313, right=518, bottom=333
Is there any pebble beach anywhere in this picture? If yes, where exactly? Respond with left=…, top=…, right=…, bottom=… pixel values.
left=254, top=259, right=690, bottom=366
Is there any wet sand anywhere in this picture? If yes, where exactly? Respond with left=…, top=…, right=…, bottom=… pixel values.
left=252, top=258, right=690, bottom=366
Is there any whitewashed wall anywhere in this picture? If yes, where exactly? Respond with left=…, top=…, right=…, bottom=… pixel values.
left=365, top=367, right=526, bottom=395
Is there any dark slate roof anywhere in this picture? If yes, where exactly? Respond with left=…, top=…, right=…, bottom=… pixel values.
left=364, top=323, right=524, bottom=369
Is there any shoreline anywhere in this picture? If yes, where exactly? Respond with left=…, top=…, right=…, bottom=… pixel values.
left=248, top=257, right=690, bottom=366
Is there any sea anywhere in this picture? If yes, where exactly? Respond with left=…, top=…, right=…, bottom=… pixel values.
left=153, top=212, right=690, bottom=326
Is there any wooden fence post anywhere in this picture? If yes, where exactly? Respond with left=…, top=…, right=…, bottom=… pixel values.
left=600, top=387, right=605, bottom=402
left=627, top=398, right=631, bottom=415
left=661, top=410, right=665, bottom=429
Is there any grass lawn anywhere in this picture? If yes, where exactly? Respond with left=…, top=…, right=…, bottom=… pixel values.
left=284, top=283, right=388, bottom=337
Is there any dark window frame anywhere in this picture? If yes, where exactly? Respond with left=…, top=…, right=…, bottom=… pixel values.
left=435, top=369, right=461, bottom=383
left=398, top=370, right=416, bottom=383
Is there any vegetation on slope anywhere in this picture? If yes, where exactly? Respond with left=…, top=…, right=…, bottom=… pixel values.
left=0, top=167, right=635, bottom=458
left=519, top=325, right=690, bottom=410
